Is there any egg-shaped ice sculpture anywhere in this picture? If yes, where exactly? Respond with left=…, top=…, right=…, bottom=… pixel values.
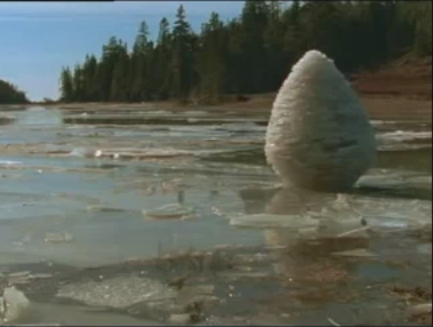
left=265, top=50, right=376, bottom=191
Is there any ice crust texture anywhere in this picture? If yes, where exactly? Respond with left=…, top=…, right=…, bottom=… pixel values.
left=265, top=50, right=377, bottom=191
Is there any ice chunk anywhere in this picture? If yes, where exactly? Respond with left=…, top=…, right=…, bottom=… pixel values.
left=169, top=313, right=194, bottom=324
left=229, top=213, right=364, bottom=240
left=408, top=303, right=432, bottom=317
left=332, top=248, right=378, bottom=257
left=417, top=244, right=432, bottom=256
left=265, top=50, right=376, bottom=191
left=378, top=130, right=432, bottom=144
left=56, top=276, right=177, bottom=309
left=229, top=213, right=320, bottom=230
left=0, top=287, right=33, bottom=323
left=0, top=160, right=22, bottom=166
left=69, top=147, right=91, bottom=157
left=44, top=232, right=74, bottom=244
left=361, top=215, right=431, bottom=231
left=143, top=203, right=195, bottom=220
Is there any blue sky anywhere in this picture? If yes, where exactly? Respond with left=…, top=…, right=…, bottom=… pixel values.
left=0, top=1, right=245, bottom=101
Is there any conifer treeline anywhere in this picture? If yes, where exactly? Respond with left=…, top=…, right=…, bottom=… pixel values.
left=59, top=1, right=432, bottom=104
left=0, top=79, right=29, bottom=104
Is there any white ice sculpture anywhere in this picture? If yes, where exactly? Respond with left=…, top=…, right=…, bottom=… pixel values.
left=265, top=50, right=377, bottom=191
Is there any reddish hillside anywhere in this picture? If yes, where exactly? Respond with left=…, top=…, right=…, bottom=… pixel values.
left=351, top=54, right=432, bottom=100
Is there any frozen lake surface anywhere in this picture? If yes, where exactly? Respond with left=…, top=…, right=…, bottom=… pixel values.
left=0, top=105, right=431, bottom=325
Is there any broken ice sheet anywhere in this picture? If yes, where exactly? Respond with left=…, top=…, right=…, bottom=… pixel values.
left=86, top=205, right=129, bottom=213
left=229, top=213, right=321, bottom=230
left=69, top=147, right=93, bottom=157
left=230, top=181, right=432, bottom=241
left=56, top=276, right=177, bottom=310
left=357, top=170, right=432, bottom=191
left=332, top=248, right=378, bottom=257
left=44, top=232, right=74, bottom=244
left=0, top=287, right=33, bottom=323
left=0, top=160, right=22, bottom=167
left=361, top=215, right=415, bottom=230
left=377, top=130, right=432, bottom=145
left=229, top=213, right=366, bottom=240
left=416, top=243, right=432, bottom=256
left=143, top=203, right=195, bottom=220
left=408, top=303, right=432, bottom=317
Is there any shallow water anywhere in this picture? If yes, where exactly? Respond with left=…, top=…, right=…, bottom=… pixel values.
left=0, top=105, right=431, bottom=325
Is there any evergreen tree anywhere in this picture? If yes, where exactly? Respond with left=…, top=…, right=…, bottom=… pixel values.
left=411, top=2, right=432, bottom=56
left=238, top=0, right=269, bottom=93
left=195, top=12, right=227, bottom=103
left=0, top=79, right=29, bottom=104
left=110, top=41, right=130, bottom=101
left=59, top=67, right=74, bottom=102
left=264, top=1, right=286, bottom=90
left=57, top=1, right=432, bottom=104
left=170, top=5, right=195, bottom=100
left=282, top=0, right=303, bottom=64
left=82, top=55, right=98, bottom=101
left=130, top=21, right=150, bottom=101
left=98, top=36, right=122, bottom=101
left=154, top=17, right=172, bottom=100
left=72, top=64, right=84, bottom=102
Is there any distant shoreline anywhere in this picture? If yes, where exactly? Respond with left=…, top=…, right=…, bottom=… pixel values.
left=2, top=53, right=431, bottom=119
left=3, top=94, right=427, bottom=123
left=28, top=54, right=433, bottom=121
left=2, top=65, right=432, bottom=123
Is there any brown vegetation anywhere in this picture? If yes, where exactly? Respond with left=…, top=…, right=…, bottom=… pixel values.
left=352, top=54, right=432, bottom=100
